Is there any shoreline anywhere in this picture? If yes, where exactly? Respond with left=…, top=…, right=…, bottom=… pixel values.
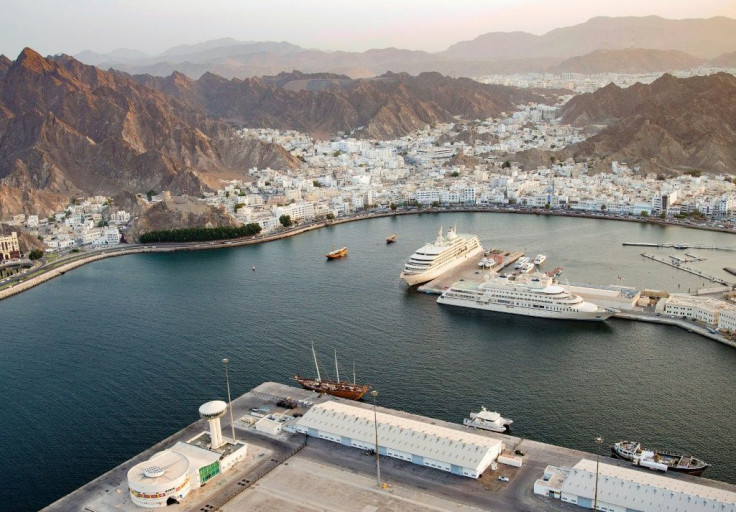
left=3, top=209, right=735, bottom=347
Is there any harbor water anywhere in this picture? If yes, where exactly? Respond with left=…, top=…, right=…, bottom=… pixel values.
left=2, top=212, right=736, bottom=511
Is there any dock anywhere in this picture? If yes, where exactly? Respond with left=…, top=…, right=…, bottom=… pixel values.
left=623, top=242, right=736, bottom=251
left=44, top=382, right=736, bottom=512
left=417, top=250, right=524, bottom=294
left=641, top=253, right=735, bottom=286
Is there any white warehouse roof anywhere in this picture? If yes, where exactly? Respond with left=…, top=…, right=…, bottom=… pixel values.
left=562, top=459, right=736, bottom=512
left=297, top=401, right=502, bottom=469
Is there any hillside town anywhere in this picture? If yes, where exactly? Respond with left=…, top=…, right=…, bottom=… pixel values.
left=2, top=103, right=735, bottom=258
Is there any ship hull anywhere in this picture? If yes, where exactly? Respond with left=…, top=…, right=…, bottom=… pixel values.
left=326, top=247, right=348, bottom=259
left=611, top=442, right=709, bottom=476
left=400, top=244, right=484, bottom=286
left=294, top=376, right=370, bottom=400
left=437, top=296, right=615, bottom=321
left=463, top=418, right=509, bottom=433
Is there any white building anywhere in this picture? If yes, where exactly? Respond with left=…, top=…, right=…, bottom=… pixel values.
left=295, top=401, right=504, bottom=478
left=535, top=459, right=736, bottom=512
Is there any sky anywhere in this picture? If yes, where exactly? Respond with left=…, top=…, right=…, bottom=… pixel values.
left=3, top=0, right=736, bottom=58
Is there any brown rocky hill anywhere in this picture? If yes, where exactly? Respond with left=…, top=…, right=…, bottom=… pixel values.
left=0, top=49, right=298, bottom=217
left=137, top=70, right=555, bottom=140
left=549, top=48, right=704, bottom=75
left=558, top=73, right=736, bottom=174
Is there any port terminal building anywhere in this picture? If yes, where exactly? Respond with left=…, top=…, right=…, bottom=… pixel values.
left=294, top=401, right=504, bottom=478
left=535, top=459, right=736, bottom=512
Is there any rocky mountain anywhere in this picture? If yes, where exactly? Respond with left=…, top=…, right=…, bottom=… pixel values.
left=76, top=16, right=736, bottom=79
left=558, top=73, right=736, bottom=174
left=0, top=49, right=299, bottom=217
left=710, top=50, right=736, bottom=68
left=549, top=48, right=704, bottom=75
left=136, top=70, right=556, bottom=140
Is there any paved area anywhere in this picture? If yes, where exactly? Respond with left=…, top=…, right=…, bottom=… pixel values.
left=418, top=250, right=524, bottom=294
left=45, top=382, right=736, bottom=512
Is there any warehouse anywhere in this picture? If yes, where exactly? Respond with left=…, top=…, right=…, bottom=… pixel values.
left=295, top=401, right=504, bottom=478
left=535, top=459, right=736, bottom=512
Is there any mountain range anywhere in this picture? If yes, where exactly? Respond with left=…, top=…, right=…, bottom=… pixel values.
left=0, top=48, right=299, bottom=218
left=556, top=72, right=736, bottom=175
left=0, top=50, right=558, bottom=217
left=69, top=16, right=736, bottom=79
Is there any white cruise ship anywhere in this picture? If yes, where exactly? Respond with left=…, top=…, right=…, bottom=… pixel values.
left=437, top=274, right=617, bottom=321
left=400, top=226, right=483, bottom=286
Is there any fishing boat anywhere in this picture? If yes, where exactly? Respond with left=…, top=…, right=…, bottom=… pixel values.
left=325, top=247, right=348, bottom=259
left=294, top=344, right=371, bottom=400
left=386, top=234, right=397, bottom=244
left=611, top=440, right=710, bottom=476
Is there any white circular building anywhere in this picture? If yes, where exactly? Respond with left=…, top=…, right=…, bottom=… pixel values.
left=127, top=450, right=191, bottom=508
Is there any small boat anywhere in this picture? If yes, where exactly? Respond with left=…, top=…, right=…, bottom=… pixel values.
left=544, top=266, right=563, bottom=278
left=325, top=247, right=348, bottom=259
left=514, top=257, right=530, bottom=269
left=463, top=406, right=512, bottom=433
left=611, top=441, right=709, bottom=476
left=252, top=265, right=256, bottom=272
left=533, top=254, right=547, bottom=265
left=386, top=234, right=397, bottom=244
left=478, top=258, right=488, bottom=268
left=294, top=344, right=371, bottom=400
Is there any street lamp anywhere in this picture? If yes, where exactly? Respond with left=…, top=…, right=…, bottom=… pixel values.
left=594, top=436, right=604, bottom=511
left=222, top=358, right=236, bottom=443
left=371, top=390, right=381, bottom=487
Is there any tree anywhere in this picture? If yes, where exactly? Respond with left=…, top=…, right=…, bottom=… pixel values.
left=451, top=171, right=460, bottom=177
left=389, top=203, right=397, bottom=211
left=29, top=249, right=44, bottom=260
left=146, top=189, right=157, bottom=200
left=684, top=169, right=701, bottom=177
left=279, top=214, right=293, bottom=227
left=601, top=204, right=606, bottom=211
left=431, top=201, right=441, bottom=208
left=313, top=180, right=323, bottom=187
left=545, top=203, right=550, bottom=209
left=659, top=212, right=667, bottom=219
left=326, top=213, right=335, bottom=220
left=502, top=160, right=511, bottom=169
left=641, top=211, right=649, bottom=217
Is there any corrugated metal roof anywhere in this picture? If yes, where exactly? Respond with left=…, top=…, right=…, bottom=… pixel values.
left=561, top=459, right=736, bottom=512
left=297, top=401, right=502, bottom=469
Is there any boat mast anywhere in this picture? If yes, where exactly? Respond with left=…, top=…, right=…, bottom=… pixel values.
left=334, top=349, right=340, bottom=382
left=311, top=342, right=322, bottom=382
left=353, top=361, right=356, bottom=385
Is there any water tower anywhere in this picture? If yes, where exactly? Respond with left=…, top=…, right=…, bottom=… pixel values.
left=199, top=400, right=228, bottom=449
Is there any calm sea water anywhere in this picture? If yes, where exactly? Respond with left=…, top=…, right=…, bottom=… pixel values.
left=2, top=213, right=736, bottom=511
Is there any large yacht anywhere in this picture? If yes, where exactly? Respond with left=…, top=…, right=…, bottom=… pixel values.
left=400, top=226, right=483, bottom=286
left=463, top=407, right=513, bottom=433
left=437, top=273, right=617, bottom=321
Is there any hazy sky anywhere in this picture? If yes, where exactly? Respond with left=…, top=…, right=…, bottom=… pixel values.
left=3, top=0, right=736, bottom=58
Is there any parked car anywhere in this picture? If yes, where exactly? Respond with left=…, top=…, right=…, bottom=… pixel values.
left=498, top=476, right=509, bottom=482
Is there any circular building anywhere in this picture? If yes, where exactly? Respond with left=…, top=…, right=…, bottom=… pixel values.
left=127, top=449, right=191, bottom=508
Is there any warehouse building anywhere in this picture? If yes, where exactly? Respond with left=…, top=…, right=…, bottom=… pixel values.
left=535, top=459, right=736, bottom=511
left=295, top=401, right=504, bottom=478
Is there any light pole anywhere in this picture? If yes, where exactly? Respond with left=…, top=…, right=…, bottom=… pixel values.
left=371, top=390, right=381, bottom=487
left=594, top=436, right=604, bottom=511
left=223, top=358, right=236, bottom=443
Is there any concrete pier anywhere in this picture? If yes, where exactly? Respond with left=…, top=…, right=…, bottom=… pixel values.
left=641, top=252, right=734, bottom=286
left=44, top=382, right=736, bottom=512
left=417, top=250, right=523, bottom=294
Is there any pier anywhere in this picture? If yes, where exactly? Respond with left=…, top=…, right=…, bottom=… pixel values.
left=623, top=242, right=736, bottom=251
left=417, top=250, right=524, bottom=294
left=641, top=253, right=735, bottom=286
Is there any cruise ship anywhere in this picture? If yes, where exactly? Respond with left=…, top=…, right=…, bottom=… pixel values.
left=400, top=226, right=483, bottom=286
left=437, top=274, right=617, bottom=321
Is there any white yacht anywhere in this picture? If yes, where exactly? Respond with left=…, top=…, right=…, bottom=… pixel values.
left=514, top=257, right=530, bottom=269
left=533, top=254, right=547, bottom=265
left=463, top=407, right=512, bottom=432
left=400, top=226, right=483, bottom=286
left=438, top=273, right=617, bottom=321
